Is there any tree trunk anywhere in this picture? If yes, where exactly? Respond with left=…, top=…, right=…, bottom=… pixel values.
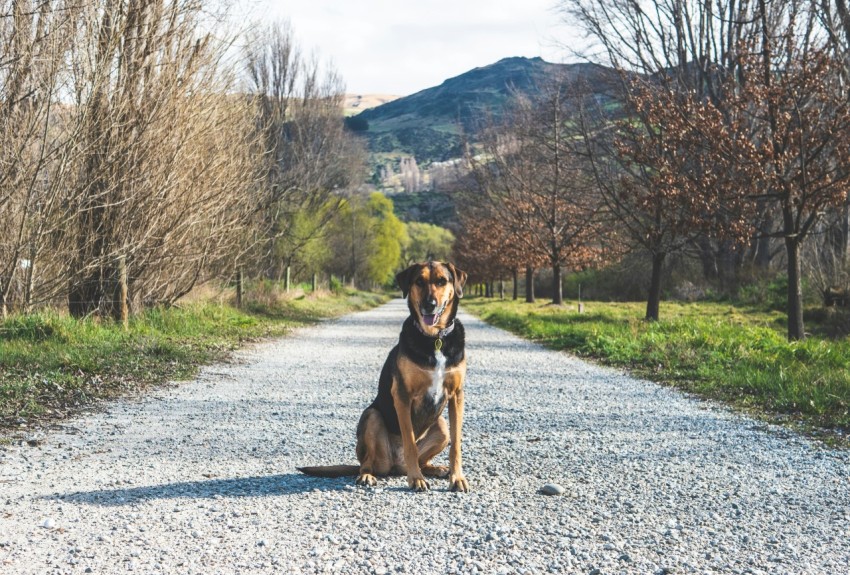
left=552, top=262, right=563, bottom=305
left=236, top=267, right=243, bottom=308
left=499, top=277, right=504, bottom=299
left=525, top=266, right=535, bottom=303
left=840, top=201, right=850, bottom=264
left=512, top=267, right=518, bottom=300
left=696, top=236, right=718, bottom=281
left=785, top=237, right=805, bottom=340
left=646, top=252, right=666, bottom=321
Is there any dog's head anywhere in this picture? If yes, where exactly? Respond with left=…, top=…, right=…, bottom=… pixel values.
left=396, top=261, right=467, bottom=335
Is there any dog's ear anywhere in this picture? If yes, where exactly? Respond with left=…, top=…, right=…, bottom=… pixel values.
left=446, top=263, right=468, bottom=299
left=395, top=263, right=422, bottom=299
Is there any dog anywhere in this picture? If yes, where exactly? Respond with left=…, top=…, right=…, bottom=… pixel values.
left=299, top=261, right=469, bottom=492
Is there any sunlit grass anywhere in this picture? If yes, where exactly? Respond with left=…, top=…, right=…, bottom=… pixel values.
left=464, top=298, right=850, bottom=436
left=0, top=288, right=388, bottom=426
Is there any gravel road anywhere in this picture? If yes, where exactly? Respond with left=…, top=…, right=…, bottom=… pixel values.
left=1, top=299, right=849, bottom=575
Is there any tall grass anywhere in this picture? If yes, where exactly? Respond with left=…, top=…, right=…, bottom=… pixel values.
left=465, top=299, right=850, bottom=435
left=1, top=288, right=387, bottom=426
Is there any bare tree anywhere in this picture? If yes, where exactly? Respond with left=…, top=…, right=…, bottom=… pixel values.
left=564, top=0, right=850, bottom=338
left=0, top=1, right=81, bottom=317
left=245, top=22, right=366, bottom=286
left=61, top=0, right=256, bottom=317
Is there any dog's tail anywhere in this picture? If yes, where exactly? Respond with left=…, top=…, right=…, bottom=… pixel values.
left=297, top=465, right=360, bottom=478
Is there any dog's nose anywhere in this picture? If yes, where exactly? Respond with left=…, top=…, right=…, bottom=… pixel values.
left=423, top=298, right=437, bottom=313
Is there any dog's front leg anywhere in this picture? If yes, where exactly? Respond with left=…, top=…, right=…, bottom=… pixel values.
left=448, top=388, right=469, bottom=492
left=391, top=378, right=429, bottom=491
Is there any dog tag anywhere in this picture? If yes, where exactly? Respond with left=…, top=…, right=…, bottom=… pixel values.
left=434, top=339, right=443, bottom=352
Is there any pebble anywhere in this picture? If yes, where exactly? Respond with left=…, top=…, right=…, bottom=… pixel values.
left=540, top=484, right=565, bottom=496
left=41, top=518, right=55, bottom=529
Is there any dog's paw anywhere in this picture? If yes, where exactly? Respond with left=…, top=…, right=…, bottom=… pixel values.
left=421, top=464, right=449, bottom=478
left=356, top=473, right=377, bottom=487
left=450, top=476, right=470, bottom=493
left=407, top=475, right=430, bottom=492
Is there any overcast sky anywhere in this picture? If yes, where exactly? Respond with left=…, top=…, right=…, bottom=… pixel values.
left=249, top=0, right=579, bottom=96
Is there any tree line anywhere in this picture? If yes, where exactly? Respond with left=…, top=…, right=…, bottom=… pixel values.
left=0, top=1, right=452, bottom=321
left=452, top=0, right=850, bottom=341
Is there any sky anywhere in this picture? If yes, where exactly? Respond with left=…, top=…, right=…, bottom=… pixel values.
left=249, top=0, right=579, bottom=96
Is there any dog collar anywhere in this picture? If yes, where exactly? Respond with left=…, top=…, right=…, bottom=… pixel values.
left=415, top=319, right=455, bottom=340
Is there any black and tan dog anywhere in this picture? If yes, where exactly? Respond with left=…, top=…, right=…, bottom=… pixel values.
left=299, top=261, right=470, bottom=492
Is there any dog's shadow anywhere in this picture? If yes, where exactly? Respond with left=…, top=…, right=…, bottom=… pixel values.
left=44, top=473, right=359, bottom=506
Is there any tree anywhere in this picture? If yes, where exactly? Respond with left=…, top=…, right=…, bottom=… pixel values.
left=727, top=43, right=850, bottom=339
left=579, top=82, right=754, bottom=320
left=366, top=193, right=408, bottom=285
left=325, top=192, right=407, bottom=287
left=466, top=79, right=603, bottom=305
left=65, top=0, right=254, bottom=318
left=245, top=21, right=366, bottom=283
left=402, top=222, right=455, bottom=265
left=0, top=0, right=75, bottom=317
left=563, top=0, right=850, bottom=338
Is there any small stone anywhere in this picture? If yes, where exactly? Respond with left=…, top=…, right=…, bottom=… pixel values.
left=257, top=539, right=267, bottom=547
left=540, top=483, right=565, bottom=496
left=41, top=518, right=55, bottom=529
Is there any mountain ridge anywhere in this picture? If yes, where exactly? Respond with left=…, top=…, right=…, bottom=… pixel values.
left=353, top=56, right=620, bottom=166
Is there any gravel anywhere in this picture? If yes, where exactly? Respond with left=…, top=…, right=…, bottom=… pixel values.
left=1, top=298, right=849, bottom=574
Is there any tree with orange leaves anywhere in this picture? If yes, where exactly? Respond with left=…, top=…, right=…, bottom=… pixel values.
left=565, top=0, right=850, bottom=338
left=462, top=77, right=604, bottom=305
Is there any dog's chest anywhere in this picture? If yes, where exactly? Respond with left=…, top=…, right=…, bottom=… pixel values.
left=426, top=351, right=448, bottom=404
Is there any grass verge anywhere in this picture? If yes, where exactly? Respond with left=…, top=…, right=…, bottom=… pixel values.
left=464, top=298, right=850, bottom=443
left=1, top=288, right=388, bottom=430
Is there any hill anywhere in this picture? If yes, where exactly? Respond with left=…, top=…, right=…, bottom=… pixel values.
left=352, top=57, right=621, bottom=166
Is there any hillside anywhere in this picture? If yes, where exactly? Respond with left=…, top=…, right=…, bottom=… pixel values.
left=353, top=57, right=620, bottom=165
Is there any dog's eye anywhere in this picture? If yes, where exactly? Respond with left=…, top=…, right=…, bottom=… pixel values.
left=435, top=278, right=447, bottom=287
left=415, top=278, right=426, bottom=287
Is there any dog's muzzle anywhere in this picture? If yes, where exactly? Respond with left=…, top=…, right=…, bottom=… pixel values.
left=420, top=299, right=447, bottom=327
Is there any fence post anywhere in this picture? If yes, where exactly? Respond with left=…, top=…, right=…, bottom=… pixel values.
left=578, top=283, right=584, bottom=314
left=25, top=243, right=36, bottom=312
left=117, top=255, right=128, bottom=329
left=236, top=267, right=243, bottom=309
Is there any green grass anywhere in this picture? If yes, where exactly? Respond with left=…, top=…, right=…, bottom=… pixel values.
left=464, top=298, right=850, bottom=439
left=0, top=288, right=388, bottom=428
